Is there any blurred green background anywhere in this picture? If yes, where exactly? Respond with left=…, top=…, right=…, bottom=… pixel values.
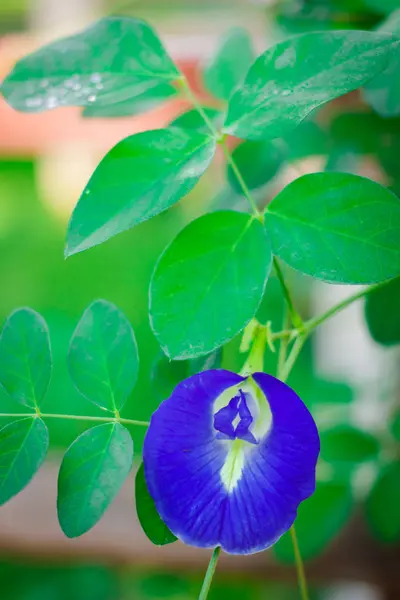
left=0, top=0, right=400, bottom=598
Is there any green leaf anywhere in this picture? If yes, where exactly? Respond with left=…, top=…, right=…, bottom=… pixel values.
left=203, top=27, right=254, bottom=101
left=265, top=172, right=400, bottom=284
left=65, top=128, right=216, bottom=256
left=190, top=348, right=222, bottom=374
left=224, top=31, right=398, bottom=140
left=227, top=139, right=285, bottom=194
left=284, top=120, right=329, bottom=161
left=274, top=482, right=353, bottom=562
left=57, top=422, right=133, bottom=537
left=364, top=11, right=400, bottom=117
left=365, top=276, right=400, bottom=346
left=169, top=107, right=222, bottom=132
left=390, top=411, right=400, bottom=441
left=82, top=83, right=177, bottom=118
left=0, top=417, right=49, bottom=505
left=0, top=308, right=52, bottom=408
left=299, top=378, right=354, bottom=408
left=68, top=300, right=138, bottom=413
left=366, top=462, right=400, bottom=542
left=150, top=211, right=271, bottom=359
left=135, top=462, right=177, bottom=545
left=151, top=349, right=222, bottom=401
left=1, top=17, right=179, bottom=112
left=320, top=426, right=380, bottom=466
left=365, top=0, right=400, bottom=15
left=151, top=354, right=189, bottom=402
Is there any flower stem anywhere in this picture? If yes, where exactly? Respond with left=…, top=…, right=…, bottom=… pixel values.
left=290, top=525, right=310, bottom=600
left=198, top=546, right=221, bottom=600
left=0, top=412, right=150, bottom=427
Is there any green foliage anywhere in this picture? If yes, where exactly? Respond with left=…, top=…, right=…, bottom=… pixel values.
left=274, top=482, right=353, bottom=562
left=57, top=422, right=133, bottom=537
left=265, top=172, right=400, bottom=284
left=82, top=83, right=177, bottom=118
left=365, top=0, right=400, bottom=15
left=151, top=349, right=222, bottom=401
left=203, top=28, right=254, bottom=101
left=224, top=30, right=397, bottom=140
left=365, top=275, right=400, bottom=346
left=1, top=17, right=179, bottom=112
left=0, top=308, right=51, bottom=408
left=150, top=212, right=271, bottom=359
left=68, top=300, right=139, bottom=413
left=0, top=417, right=49, bottom=505
left=135, top=462, right=177, bottom=545
left=320, top=426, right=380, bottom=466
left=227, top=140, right=285, bottom=193
left=364, top=10, right=400, bottom=117
left=390, top=411, right=400, bottom=441
left=366, top=462, right=400, bottom=542
left=170, top=107, right=223, bottom=132
left=65, top=128, right=216, bottom=256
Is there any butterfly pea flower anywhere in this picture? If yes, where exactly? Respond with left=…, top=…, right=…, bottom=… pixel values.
left=143, top=369, right=319, bottom=555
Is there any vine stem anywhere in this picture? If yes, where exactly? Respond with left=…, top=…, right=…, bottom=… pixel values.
left=176, top=75, right=261, bottom=217
left=198, top=547, right=221, bottom=600
left=181, top=72, right=311, bottom=600
left=0, top=413, right=150, bottom=427
left=303, top=281, right=382, bottom=333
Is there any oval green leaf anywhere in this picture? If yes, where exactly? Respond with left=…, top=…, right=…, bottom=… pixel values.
left=150, top=211, right=272, bottom=359
left=320, top=426, right=380, bottom=466
left=57, top=422, right=133, bottom=538
left=274, top=482, right=353, bottom=562
left=82, top=83, right=177, bottom=118
left=68, top=300, right=138, bottom=413
left=364, top=11, right=400, bottom=117
left=227, top=139, right=285, bottom=193
left=366, top=462, right=400, bottom=543
left=0, top=417, right=49, bottom=505
left=135, top=462, right=177, bottom=545
left=65, top=128, right=216, bottom=256
left=365, top=276, right=400, bottom=346
left=1, top=17, right=179, bottom=112
left=203, top=27, right=254, bottom=101
left=0, top=308, right=52, bottom=408
left=224, top=30, right=398, bottom=140
left=265, top=172, right=400, bottom=284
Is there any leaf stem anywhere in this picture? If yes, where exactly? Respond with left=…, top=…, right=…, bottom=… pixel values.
left=177, top=75, right=260, bottom=217
left=198, top=546, right=221, bottom=600
left=219, top=141, right=261, bottom=216
left=0, top=413, right=149, bottom=427
left=290, top=525, right=310, bottom=600
left=303, top=282, right=382, bottom=333
left=273, top=258, right=303, bottom=330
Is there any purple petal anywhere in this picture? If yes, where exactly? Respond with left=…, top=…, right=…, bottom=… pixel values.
left=143, top=369, right=320, bottom=554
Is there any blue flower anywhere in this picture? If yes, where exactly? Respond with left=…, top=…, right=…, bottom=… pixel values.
left=143, top=369, right=320, bottom=555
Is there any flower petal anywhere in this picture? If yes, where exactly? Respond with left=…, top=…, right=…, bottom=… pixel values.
left=143, top=369, right=319, bottom=554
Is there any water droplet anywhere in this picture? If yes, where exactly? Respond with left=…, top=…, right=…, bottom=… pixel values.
left=90, top=73, right=102, bottom=84
left=88, top=95, right=96, bottom=103
left=281, top=90, right=291, bottom=97
left=46, top=97, right=58, bottom=109
left=26, top=97, right=43, bottom=108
